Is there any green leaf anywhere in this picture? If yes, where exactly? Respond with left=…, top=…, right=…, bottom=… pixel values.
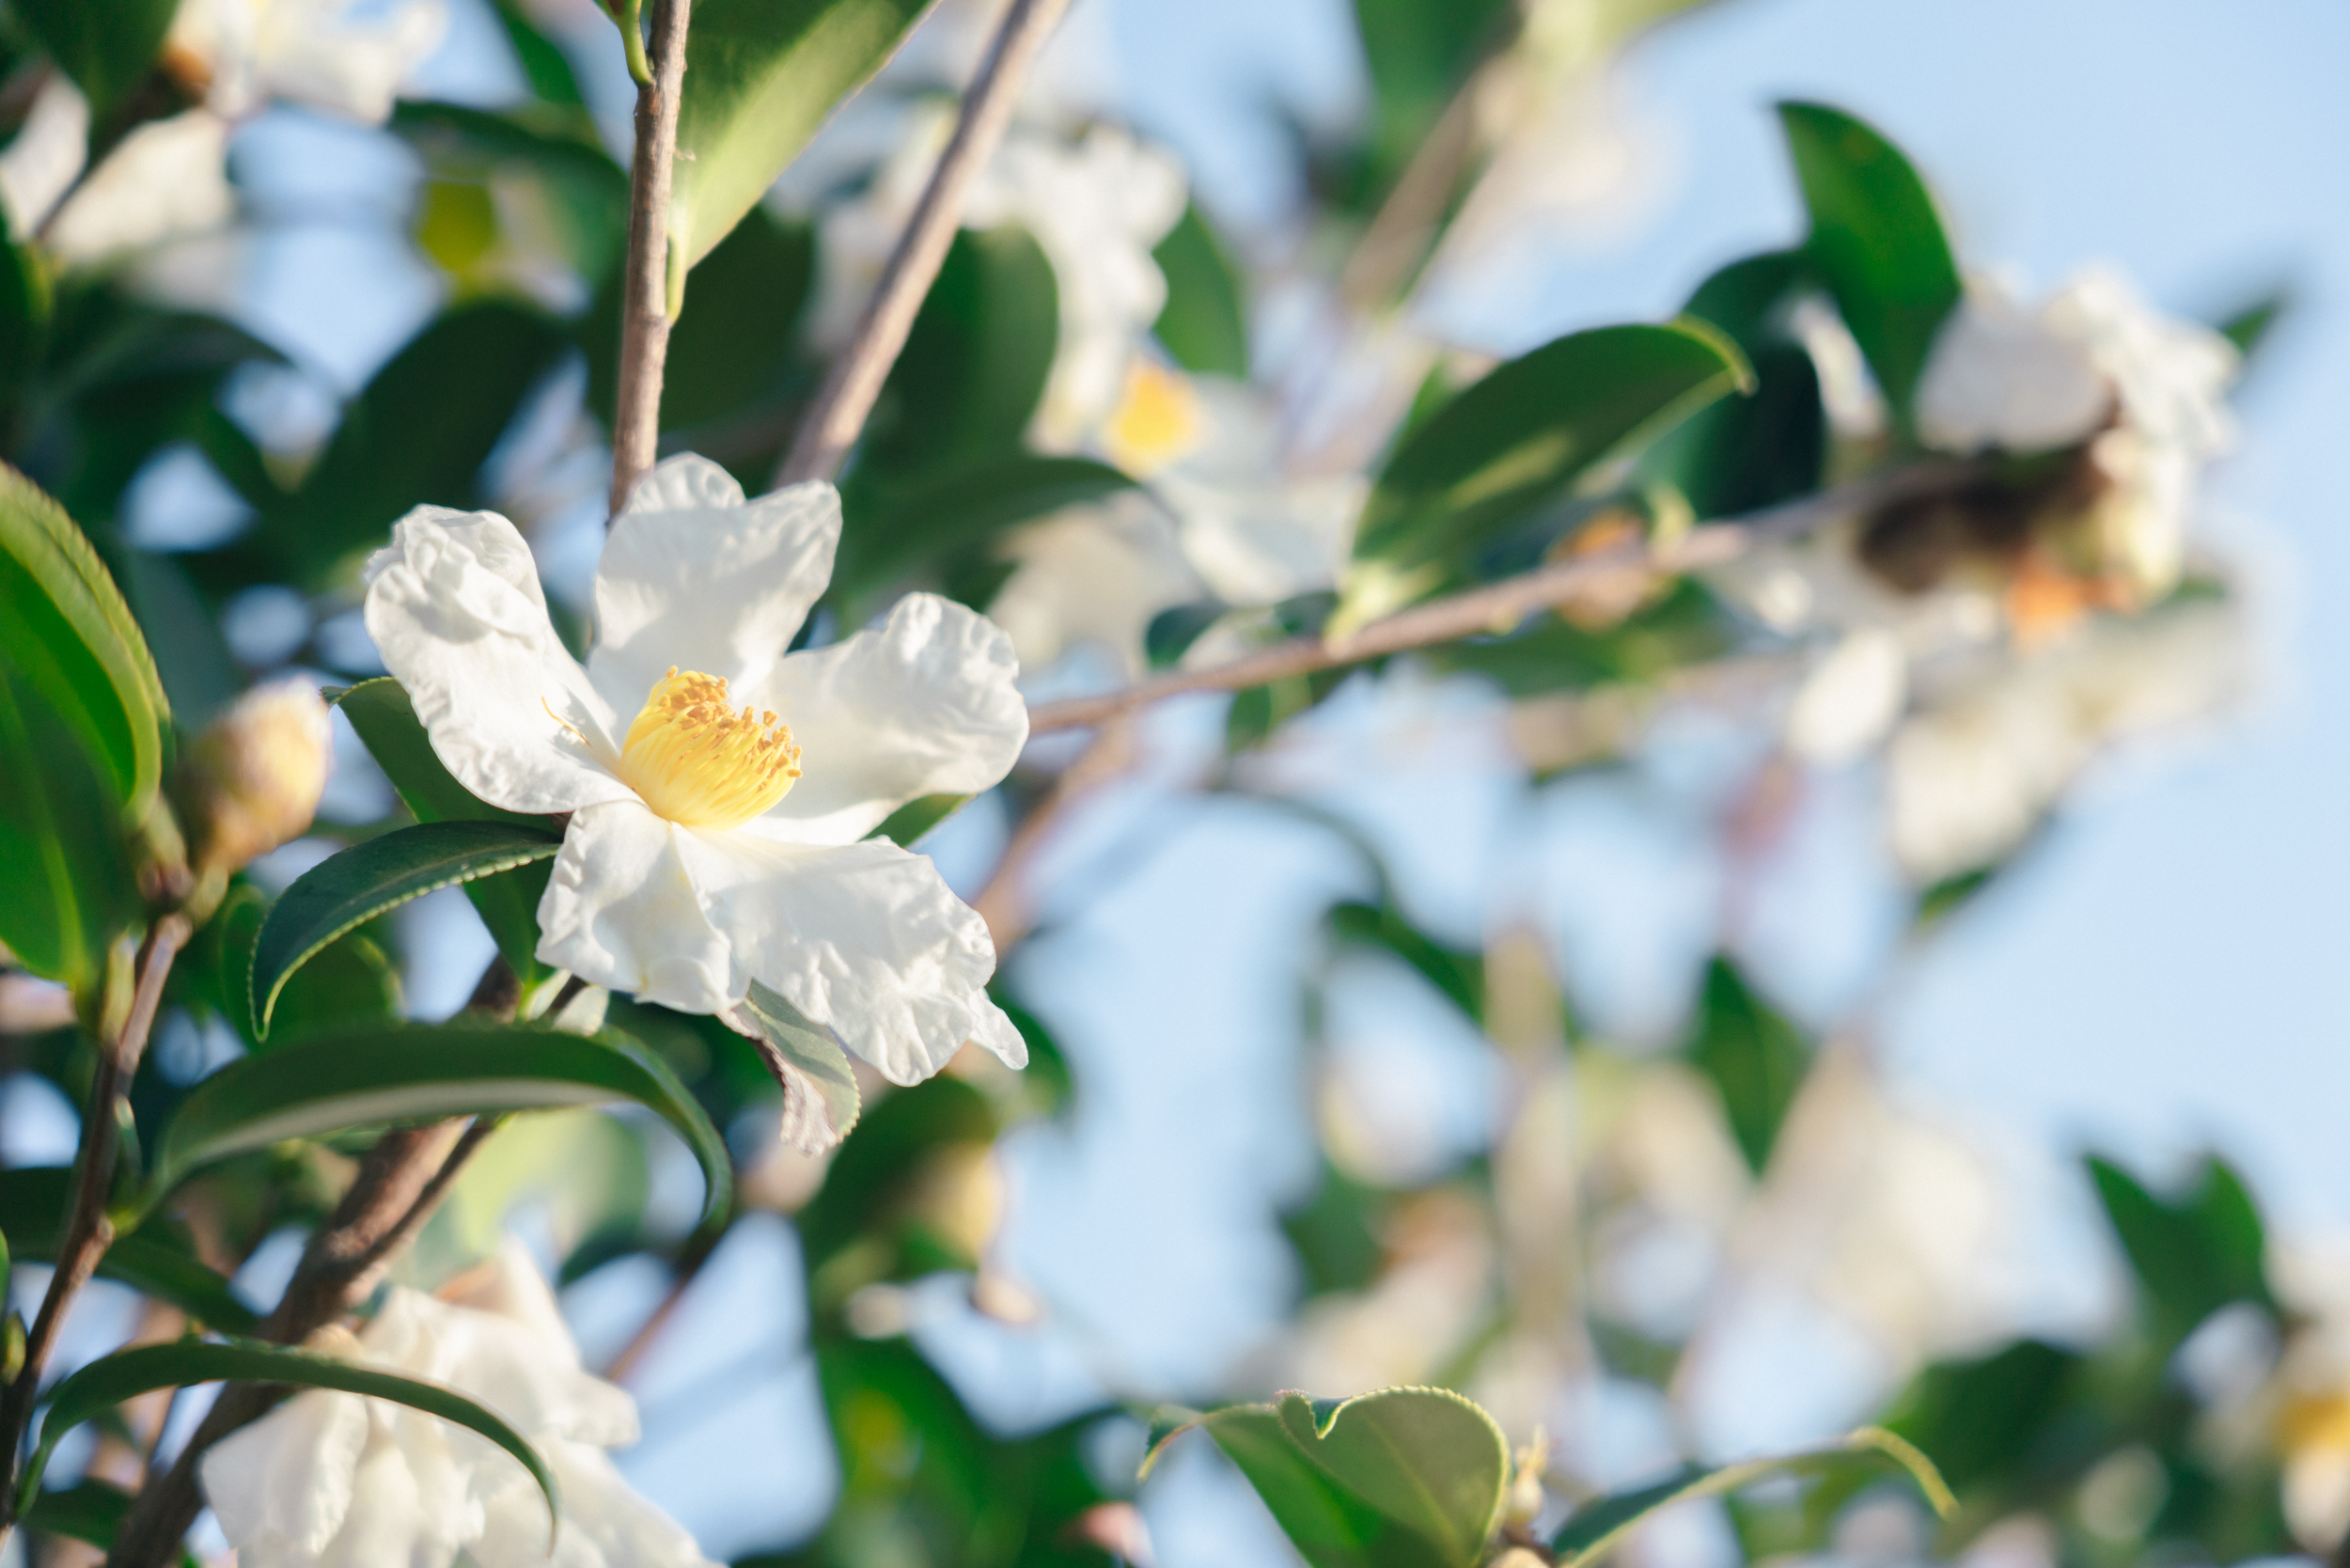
left=267, top=303, right=569, bottom=588
left=1348, top=0, right=1512, bottom=200
left=2217, top=288, right=2288, bottom=361
left=1642, top=251, right=1825, bottom=517
left=867, top=792, right=970, bottom=848
left=1142, top=1387, right=1511, bottom=1568
left=726, top=981, right=861, bottom=1152
left=334, top=680, right=559, bottom=988
left=1346, top=322, right=1751, bottom=619
left=0, top=1168, right=258, bottom=1334
left=1681, top=956, right=1809, bottom=1175
left=669, top=0, right=932, bottom=269
left=392, top=101, right=631, bottom=286
left=1153, top=203, right=1249, bottom=377
left=1550, top=1427, right=1952, bottom=1565
left=2087, top=1152, right=2271, bottom=1343
left=250, top=821, right=562, bottom=1038
left=1880, top=1339, right=2076, bottom=1497
left=837, top=453, right=1133, bottom=602
left=142, top=1024, right=732, bottom=1232
left=0, top=664, right=141, bottom=992
left=13, top=0, right=178, bottom=111
left=1326, top=901, right=1483, bottom=1024
left=0, top=463, right=167, bottom=817
left=22, top=1481, right=199, bottom=1567
left=586, top=207, right=813, bottom=432
left=191, top=882, right=400, bottom=1047
left=863, top=226, right=1062, bottom=477
left=19, top=1339, right=556, bottom=1532
left=1777, top=102, right=1960, bottom=418
left=115, top=550, right=241, bottom=730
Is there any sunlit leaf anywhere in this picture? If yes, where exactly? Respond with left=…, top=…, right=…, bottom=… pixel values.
left=0, top=664, right=141, bottom=992
left=726, top=980, right=861, bottom=1153
left=867, top=792, right=969, bottom=849
left=1153, top=203, right=1249, bottom=377
left=669, top=0, right=932, bottom=269
left=250, top=821, right=562, bottom=1037
left=1142, top=1387, right=1511, bottom=1568
left=142, top=1024, right=732, bottom=1232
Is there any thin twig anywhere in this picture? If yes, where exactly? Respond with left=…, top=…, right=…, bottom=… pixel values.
left=0, top=913, right=188, bottom=1527
left=601, top=1225, right=724, bottom=1385
left=775, top=0, right=1076, bottom=485
left=607, top=0, right=693, bottom=517
left=1026, top=462, right=1979, bottom=735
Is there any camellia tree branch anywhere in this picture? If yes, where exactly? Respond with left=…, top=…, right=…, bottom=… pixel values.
left=607, top=0, right=695, bottom=515
left=1024, top=462, right=1982, bottom=735
left=0, top=912, right=189, bottom=1540
left=775, top=0, right=1077, bottom=485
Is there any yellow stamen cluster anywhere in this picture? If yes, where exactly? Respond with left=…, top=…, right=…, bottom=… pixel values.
left=616, top=667, right=802, bottom=829
left=1101, top=358, right=1205, bottom=477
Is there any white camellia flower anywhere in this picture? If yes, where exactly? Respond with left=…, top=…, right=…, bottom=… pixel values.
left=203, top=1244, right=716, bottom=1568
left=167, top=0, right=449, bottom=125
left=44, top=109, right=236, bottom=266
left=363, top=453, right=1031, bottom=1083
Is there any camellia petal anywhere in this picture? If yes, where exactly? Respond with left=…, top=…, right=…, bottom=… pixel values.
left=679, top=832, right=1026, bottom=1085
left=588, top=455, right=840, bottom=714
left=535, top=799, right=736, bottom=1014
left=748, top=593, right=1029, bottom=844
left=365, top=507, right=634, bottom=815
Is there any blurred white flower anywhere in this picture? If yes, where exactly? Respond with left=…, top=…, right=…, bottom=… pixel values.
left=986, top=493, right=1201, bottom=675
left=168, top=0, right=448, bottom=124
left=203, top=1244, right=717, bottom=1568
left=1886, top=594, right=2245, bottom=881
left=0, top=74, right=90, bottom=240
left=45, top=109, right=235, bottom=266
left=363, top=453, right=1030, bottom=1082
left=1782, top=628, right=1908, bottom=767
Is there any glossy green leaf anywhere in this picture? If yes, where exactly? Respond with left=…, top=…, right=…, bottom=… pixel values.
left=251, top=821, right=562, bottom=1037
left=1777, top=102, right=1960, bottom=418
left=0, top=463, right=167, bottom=816
left=20, top=1339, right=556, bottom=1533
left=868, top=792, right=970, bottom=848
left=143, top=1024, right=731, bottom=1231
left=14, top=0, right=178, bottom=110
left=863, top=225, right=1062, bottom=477
left=1143, top=1387, right=1511, bottom=1568
left=837, top=454, right=1133, bottom=602
left=22, top=1481, right=199, bottom=1567
left=193, top=882, right=400, bottom=1047
left=334, top=680, right=559, bottom=987
left=669, top=0, right=932, bottom=269
left=266, top=302, right=569, bottom=587
left=727, top=981, right=861, bottom=1152
left=0, top=1168, right=258, bottom=1334
left=1346, top=322, right=1751, bottom=619
left=1682, top=955, right=1810, bottom=1175
left=1153, top=204, right=1250, bottom=377
left=2087, top=1152, right=2271, bottom=1344
left=0, top=665, right=141, bottom=992
left=1642, top=250, right=1825, bottom=517
left=1551, top=1427, right=1953, bottom=1565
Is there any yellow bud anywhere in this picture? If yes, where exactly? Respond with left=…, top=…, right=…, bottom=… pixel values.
left=180, top=679, right=333, bottom=878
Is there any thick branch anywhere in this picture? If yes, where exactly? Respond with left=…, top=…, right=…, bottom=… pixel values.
left=1026, top=462, right=1978, bottom=735
left=607, top=0, right=693, bottom=516
left=775, top=0, right=1076, bottom=485
left=0, top=913, right=188, bottom=1523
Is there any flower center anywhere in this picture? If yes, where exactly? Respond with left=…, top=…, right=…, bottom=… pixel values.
left=1100, top=358, right=1205, bottom=476
left=615, top=667, right=802, bottom=829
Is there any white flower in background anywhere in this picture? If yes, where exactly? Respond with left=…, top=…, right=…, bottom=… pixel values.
left=0, top=75, right=89, bottom=240
left=1782, top=628, right=1909, bottom=767
left=44, top=109, right=235, bottom=266
left=1915, top=268, right=2239, bottom=603
left=364, top=453, right=1031, bottom=1082
left=203, top=1244, right=717, bottom=1568
left=806, top=112, right=1186, bottom=450
left=1885, top=594, right=2245, bottom=881
left=167, top=0, right=448, bottom=124
left=986, top=494, right=1201, bottom=675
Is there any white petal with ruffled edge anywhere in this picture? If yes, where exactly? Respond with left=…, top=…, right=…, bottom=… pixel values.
left=747, top=592, right=1028, bottom=844
left=365, top=507, right=631, bottom=816
left=588, top=455, right=840, bottom=713
left=474, top=1443, right=721, bottom=1568
left=535, top=800, right=734, bottom=1012
left=202, top=1383, right=373, bottom=1557
left=678, top=832, right=1025, bottom=1083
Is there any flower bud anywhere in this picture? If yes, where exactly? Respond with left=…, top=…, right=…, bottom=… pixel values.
left=180, top=679, right=332, bottom=879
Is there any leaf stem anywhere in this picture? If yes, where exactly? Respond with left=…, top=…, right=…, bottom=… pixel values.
left=607, top=0, right=693, bottom=518
left=1023, top=461, right=1982, bottom=735
left=0, top=913, right=188, bottom=1531
left=774, top=0, right=1076, bottom=486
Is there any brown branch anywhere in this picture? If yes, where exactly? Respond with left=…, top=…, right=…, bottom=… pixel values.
left=0, top=913, right=188, bottom=1528
left=601, top=1225, right=724, bottom=1385
left=1026, top=462, right=1980, bottom=735
left=607, top=0, right=693, bottom=517
left=774, top=0, right=1076, bottom=485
